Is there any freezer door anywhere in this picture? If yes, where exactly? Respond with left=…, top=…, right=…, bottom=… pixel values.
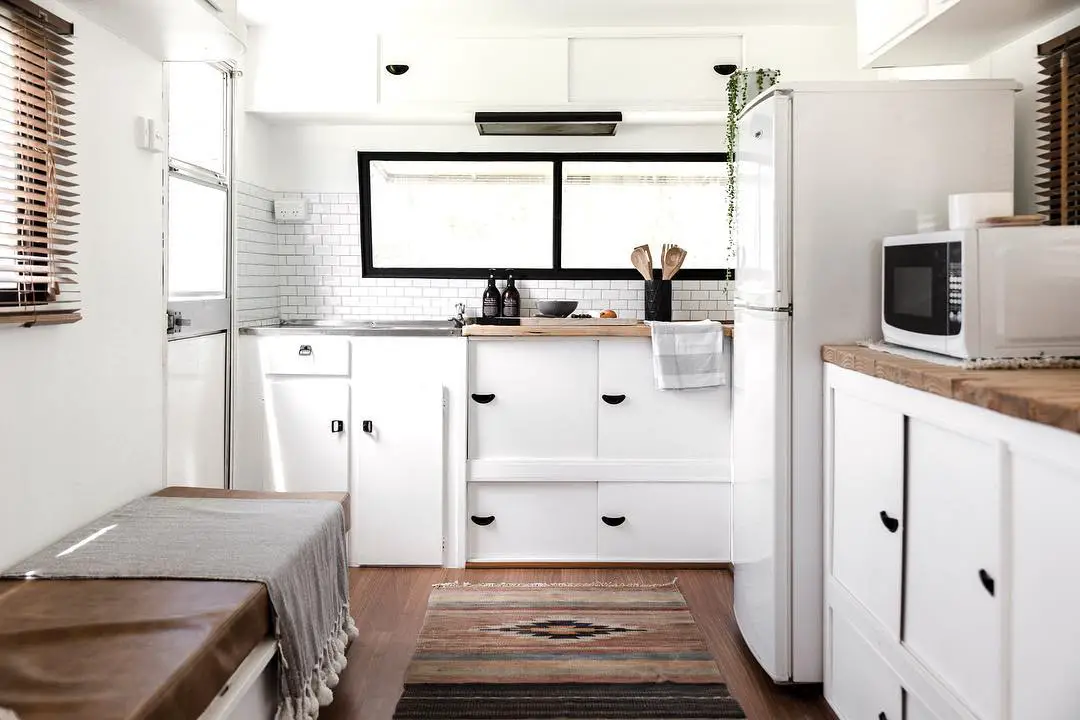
left=732, top=306, right=792, bottom=682
left=735, top=93, right=792, bottom=311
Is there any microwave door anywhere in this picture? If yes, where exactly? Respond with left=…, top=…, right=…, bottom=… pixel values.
left=883, top=241, right=957, bottom=350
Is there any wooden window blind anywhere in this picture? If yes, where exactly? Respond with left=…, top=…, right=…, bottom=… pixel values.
left=0, top=0, right=75, bottom=326
left=1038, top=25, right=1080, bottom=226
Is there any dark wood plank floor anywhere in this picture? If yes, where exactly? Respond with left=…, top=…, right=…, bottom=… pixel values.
left=321, top=568, right=834, bottom=720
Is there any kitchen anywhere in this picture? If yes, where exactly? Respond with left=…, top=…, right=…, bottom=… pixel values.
left=3, top=1, right=1080, bottom=719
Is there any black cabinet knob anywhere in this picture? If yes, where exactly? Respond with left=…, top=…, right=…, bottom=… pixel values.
left=602, top=394, right=627, bottom=405
left=330, top=420, right=345, bottom=433
left=879, top=511, right=899, bottom=533
left=471, top=515, right=495, bottom=526
left=298, top=345, right=313, bottom=357
left=601, top=516, right=626, bottom=527
left=471, top=393, right=496, bottom=404
left=979, top=569, right=996, bottom=597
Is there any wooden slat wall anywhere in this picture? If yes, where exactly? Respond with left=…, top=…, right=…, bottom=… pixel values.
left=1038, top=27, right=1080, bottom=225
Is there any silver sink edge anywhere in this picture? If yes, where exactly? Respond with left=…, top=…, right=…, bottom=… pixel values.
left=239, top=319, right=462, bottom=337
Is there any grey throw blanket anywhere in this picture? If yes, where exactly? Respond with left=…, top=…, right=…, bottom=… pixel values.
left=1, top=496, right=358, bottom=720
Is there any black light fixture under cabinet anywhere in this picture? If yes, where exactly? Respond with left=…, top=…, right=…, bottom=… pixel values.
left=385, top=64, right=410, bottom=76
left=475, top=111, right=622, bottom=137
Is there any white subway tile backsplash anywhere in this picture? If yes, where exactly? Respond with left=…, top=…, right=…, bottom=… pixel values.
left=234, top=183, right=734, bottom=325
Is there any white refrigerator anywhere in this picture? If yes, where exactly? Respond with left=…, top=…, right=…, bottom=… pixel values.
left=731, top=80, right=1019, bottom=683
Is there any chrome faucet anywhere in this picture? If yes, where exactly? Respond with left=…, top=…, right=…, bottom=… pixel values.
left=450, top=302, right=467, bottom=328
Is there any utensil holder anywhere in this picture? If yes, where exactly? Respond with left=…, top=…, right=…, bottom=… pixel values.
left=644, top=280, right=672, bottom=322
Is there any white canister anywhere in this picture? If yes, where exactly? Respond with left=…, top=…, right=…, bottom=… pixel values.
left=948, top=192, right=1014, bottom=230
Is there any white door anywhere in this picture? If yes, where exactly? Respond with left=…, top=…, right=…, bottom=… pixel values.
left=905, top=419, right=1002, bottom=720
left=165, top=62, right=233, bottom=489
left=826, top=609, right=903, bottom=720
left=735, top=92, right=791, bottom=311
left=732, top=306, right=792, bottom=681
left=265, top=379, right=350, bottom=493
left=468, top=483, right=598, bottom=562
left=352, top=381, right=445, bottom=566
left=597, top=482, right=729, bottom=562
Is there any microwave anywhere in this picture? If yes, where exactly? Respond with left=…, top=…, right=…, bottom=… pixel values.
left=882, top=227, right=1080, bottom=360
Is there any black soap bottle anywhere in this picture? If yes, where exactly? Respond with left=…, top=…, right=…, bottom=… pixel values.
left=482, top=270, right=502, bottom=318
left=502, top=272, right=520, bottom=318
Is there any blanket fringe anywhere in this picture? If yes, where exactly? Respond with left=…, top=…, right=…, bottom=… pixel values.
left=431, top=580, right=680, bottom=589
left=275, top=604, right=359, bottom=720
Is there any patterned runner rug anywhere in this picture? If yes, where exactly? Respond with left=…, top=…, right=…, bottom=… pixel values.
left=392, top=582, right=746, bottom=719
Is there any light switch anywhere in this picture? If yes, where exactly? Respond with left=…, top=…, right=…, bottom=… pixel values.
left=136, top=116, right=165, bottom=153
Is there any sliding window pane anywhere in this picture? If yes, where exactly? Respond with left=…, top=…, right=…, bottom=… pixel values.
left=561, top=162, right=730, bottom=270
left=369, top=160, right=553, bottom=269
left=168, top=63, right=226, bottom=175
left=169, top=179, right=227, bottom=297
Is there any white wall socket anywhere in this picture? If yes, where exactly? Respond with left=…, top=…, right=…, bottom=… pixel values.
left=274, top=198, right=310, bottom=222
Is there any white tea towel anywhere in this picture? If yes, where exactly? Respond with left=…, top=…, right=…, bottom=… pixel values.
left=649, top=320, right=726, bottom=390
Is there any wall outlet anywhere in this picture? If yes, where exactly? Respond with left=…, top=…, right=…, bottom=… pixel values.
left=274, top=198, right=310, bottom=222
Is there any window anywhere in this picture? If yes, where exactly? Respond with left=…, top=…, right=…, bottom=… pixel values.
left=359, top=152, right=731, bottom=279
left=0, top=0, right=76, bottom=325
left=1038, top=25, right=1080, bottom=225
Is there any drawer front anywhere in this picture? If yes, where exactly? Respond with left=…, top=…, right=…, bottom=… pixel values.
left=830, top=391, right=904, bottom=637
left=469, top=339, right=598, bottom=459
left=826, top=610, right=902, bottom=720
left=906, top=419, right=1002, bottom=720
left=260, top=336, right=350, bottom=376
left=598, top=339, right=728, bottom=460
left=468, top=482, right=597, bottom=561
left=597, top=482, right=729, bottom=562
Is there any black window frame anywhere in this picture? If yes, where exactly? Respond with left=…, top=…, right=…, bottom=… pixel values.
left=358, top=151, right=733, bottom=280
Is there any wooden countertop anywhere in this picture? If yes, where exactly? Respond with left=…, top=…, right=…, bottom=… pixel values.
left=822, top=345, right=1080, bottom=435
left=464, top=322, right=735, bottom=338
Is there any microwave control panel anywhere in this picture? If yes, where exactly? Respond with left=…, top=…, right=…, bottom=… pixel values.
left=947, top=242, right=963, bottom=332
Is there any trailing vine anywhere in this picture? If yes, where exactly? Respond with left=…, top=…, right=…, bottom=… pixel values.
left=726, top=67, right=781, bottom=280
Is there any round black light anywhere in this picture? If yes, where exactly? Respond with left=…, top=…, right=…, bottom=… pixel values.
left=385, top=64, right=410, bottom=76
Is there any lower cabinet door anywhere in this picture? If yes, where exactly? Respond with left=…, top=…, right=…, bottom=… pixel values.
left=597, top=482, right=729, bottom=562
left=468, top=483, right=597, bottom=561
left=266, top=378, right=350, bottom=493
left=826, top=610, right=902, bottom=720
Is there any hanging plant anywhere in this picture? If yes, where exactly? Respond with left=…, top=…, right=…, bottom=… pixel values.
left=726, top=67, right=781, bottom=279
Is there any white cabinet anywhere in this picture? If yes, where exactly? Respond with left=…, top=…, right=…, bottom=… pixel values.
left=469, top=339, right=598, bottom=459
left=826, top=610, right=903, bottom=720
left=379, top=37, right=568, bottom=106
left=260, top=336, right=350, bottom=376
left=468, top=483, right=597, bottom=562
left=265, top=379, right=351, bottom=493
left=829, top=391, right=904, bottom=638
left=1010, top=452, right=1080, bottom=720
left=568, top=36, right=741, bottom=106
left=906, top=420, right=1001, bottom=720
left=596, top=483, right=728, bottom=562
left=597, top=339, right=727, bottom=460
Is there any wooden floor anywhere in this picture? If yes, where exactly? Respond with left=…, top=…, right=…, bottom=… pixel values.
left=320, top=568, right=835, bottom=720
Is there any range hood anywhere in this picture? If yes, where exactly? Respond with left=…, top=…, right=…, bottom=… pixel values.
left=475, top=112, right=622, bottom=136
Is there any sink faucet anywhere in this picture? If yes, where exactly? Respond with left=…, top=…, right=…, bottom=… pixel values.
left=450, top=302, right=467, bottom=328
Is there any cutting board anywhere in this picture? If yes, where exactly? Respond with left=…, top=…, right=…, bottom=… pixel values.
left=521, top=317, right=643, bottom=326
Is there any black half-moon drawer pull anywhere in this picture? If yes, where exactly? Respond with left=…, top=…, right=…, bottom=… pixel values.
left=602, top=516, right=626, bottom=527
left=471, top=515, right=495, bottom=526
left=879, top=510, right=899, bottom=533
left=471, top=393, right=496, bottom=404
left=979, top=569, right=996, bottom=597
left=298, top=344, right=313, bottom=357
left=602, top=394, right=627, bottom=405
left=878, top=713, right=888, bottom=720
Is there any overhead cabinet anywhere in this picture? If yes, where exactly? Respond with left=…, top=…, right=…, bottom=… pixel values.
left=824, top=364, right=1080, bottom=720
left=857, top=0, right=1079, bottom=68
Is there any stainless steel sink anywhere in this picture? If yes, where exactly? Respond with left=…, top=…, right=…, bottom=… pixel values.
left=240, top=319, right=461, bottom=337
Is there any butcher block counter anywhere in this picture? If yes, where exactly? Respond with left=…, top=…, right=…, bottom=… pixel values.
left=464, top=320, right=735, bottom=338
left=823, top=344, right=1080, bottom=434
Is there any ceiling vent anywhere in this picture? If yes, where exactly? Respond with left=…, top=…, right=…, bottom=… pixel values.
left=475, top=111, right=622, bottom=136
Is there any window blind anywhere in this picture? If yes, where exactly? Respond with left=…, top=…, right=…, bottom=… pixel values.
left=1038, top=25, right=1080, bottom=226
left=0, top=0, right=75, bottom=326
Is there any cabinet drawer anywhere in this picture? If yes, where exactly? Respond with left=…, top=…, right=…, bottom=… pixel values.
left=468, top=483, right=597, bottom=561
left=826, top=610, right=902, bottom=720
left=597, top=482, right=728, bottom=562
left=260, top=336, right=350, bottom=376
left=598, top=339, right=728, bottom=460
left=469, top=340, right=598, bottom=459
left=830, top=391, right=904, bottom=637
left=906, top=419, right=1001, bottom=720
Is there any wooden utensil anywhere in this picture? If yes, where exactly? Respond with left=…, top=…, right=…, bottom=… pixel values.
left=631, top=245, right=653, bottom=281
left=644, top=244, right=654, bottom=278
left=663, top=246, right=688, bottom=280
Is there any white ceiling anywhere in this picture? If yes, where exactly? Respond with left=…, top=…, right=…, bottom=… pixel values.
left=238, top=0, right=854, bottom=30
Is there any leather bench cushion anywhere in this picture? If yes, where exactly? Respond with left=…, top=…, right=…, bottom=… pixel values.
left=0, top=578, right=270, bottom=720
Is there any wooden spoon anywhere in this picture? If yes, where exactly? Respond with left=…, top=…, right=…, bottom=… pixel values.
left=663, top=246, right=688, bottom=280
left=631, top=245, right=653, bottom=281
